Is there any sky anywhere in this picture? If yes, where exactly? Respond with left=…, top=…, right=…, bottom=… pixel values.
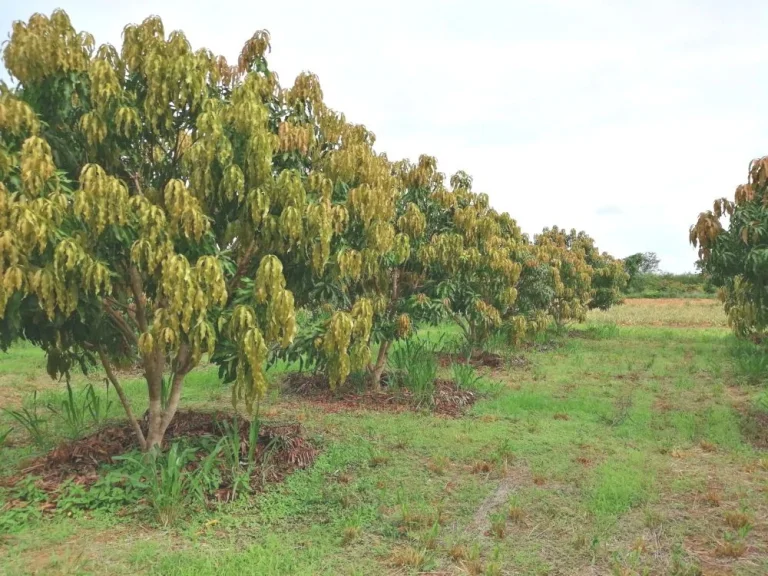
left=3, top=0, right=768, bottom=272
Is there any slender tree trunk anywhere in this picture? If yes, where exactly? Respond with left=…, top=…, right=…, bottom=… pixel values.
left=144, top=344, right=192, bottom=450
left=145, top=369, right=164, bottom=450
left=369, top=340, right=391, bottom=390
left=98, top=348, right=147, bottom=451
left=367, top=269, right=399, bottom=390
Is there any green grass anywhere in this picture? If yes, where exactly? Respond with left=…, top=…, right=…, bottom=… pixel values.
left=1, top=305, right=767, bottom=575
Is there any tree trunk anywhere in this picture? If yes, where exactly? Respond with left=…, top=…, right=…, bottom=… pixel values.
left=369, top=340, right=391, bottom=390
left=144, top=345, right=191, bottom=451
left=144, top=369, right=164, bottom=450
left=98, top=348, right=147, bottom=451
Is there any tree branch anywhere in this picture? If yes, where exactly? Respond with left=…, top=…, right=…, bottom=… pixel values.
left=98, top=347, right=146, bottom=451
left=159, top=343, right=193, bottom=432
left=130, top=171, right=144, bottom=197
left=446, top=307, right=471, bottom=340
left=128, top=266, right=148, bottom=333
left=105, top=296, right=139, bottom=325
left=227, top=240, right=257, bottom=295
left=102, top=300, right=139, bottom=346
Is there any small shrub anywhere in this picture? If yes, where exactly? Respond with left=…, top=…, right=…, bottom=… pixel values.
left=452, top=362, right=482, bottom=390
left=493, top=438, right=514, bottom=466
left=462, top=543, right=484, bottom=575
left=389, top=546, right=426, bottom=569
left=508, top=496, right=525, bottom=523
left=218, top=415, right=259, bottom=501
left=389, top=337, right=438, bottom=404
left=144, top=444, right=192, bottom=526
left=489, top=512, right=506, bottom=539
left=342, top=525, right=361, bottom=545
left=46, top=382, right=89, bottom=440
left=448, top=543, right=467, bottom=561
left=4, top=392, right=47, bottom=448
left=85, top=383, right=112, bottom=426
left=724, top=511, right=750, bottom=530
left=116, top=441, right=220, bottom=527
left=481, top=331, right=508, bottom=357
left=422, top=521, right=440, bottom=550
left=714, top=539, right=746, bottom=558
left=729, top=340, right=768, bottom=384
left=704, top=490, right=721, bottom=507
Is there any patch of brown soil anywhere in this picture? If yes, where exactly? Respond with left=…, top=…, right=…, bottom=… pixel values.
left=437, top=351, right=507, bottom=369
left=283, top=373, right=477, bottom=417
left=4, top=411, right=317, bottom=499
left=432, top=381, right=477, bottom=416
left=528, top=340, right=561, bottom=352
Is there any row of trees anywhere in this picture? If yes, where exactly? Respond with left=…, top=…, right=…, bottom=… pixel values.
left=0, top=11, right=627, bottom=450
left=621, top=252, right=713, bottom=297
left=691, top=158, right=768, bottom=337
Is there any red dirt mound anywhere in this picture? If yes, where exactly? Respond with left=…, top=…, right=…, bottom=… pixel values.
left=7, top=411, right=317, bottom=496
left=282, top=373, right=477, bottom=417
left=438, top=351, right=504, bottom=369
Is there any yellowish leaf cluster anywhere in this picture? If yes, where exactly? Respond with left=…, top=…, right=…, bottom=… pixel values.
left=397, top=203, right=426, bottom=238
left=277, top=121, right=314, bottom=155
left=3, top=10, right=93, bottom=84
left=0, top=94, right=40, bottom=138
left=74, top=164, right=129, bottom=234
left=317, top=297, right=373, bottom=388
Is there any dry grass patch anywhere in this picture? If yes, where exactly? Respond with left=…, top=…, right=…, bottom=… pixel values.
left=588, top=298, right=726, bottom=327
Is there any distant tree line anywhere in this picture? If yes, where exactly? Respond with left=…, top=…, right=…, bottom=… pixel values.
left=621, top=252, right=715, bottom=299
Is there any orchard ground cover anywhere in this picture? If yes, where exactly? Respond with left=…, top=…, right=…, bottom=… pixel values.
left=589, top=298, right=727, bottom=329
left=1, top=298, right=767, bottom=575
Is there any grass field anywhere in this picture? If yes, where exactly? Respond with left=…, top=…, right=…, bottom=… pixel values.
left=1, top=299, right=767, bottom=575
left=590, top=298, right=727, bottom=328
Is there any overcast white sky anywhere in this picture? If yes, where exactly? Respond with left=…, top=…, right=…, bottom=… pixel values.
left=3, top=0, right=767, bottom=272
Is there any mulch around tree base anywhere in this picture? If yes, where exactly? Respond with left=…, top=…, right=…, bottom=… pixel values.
left=282, top=374, right=477, bottom=417
left=437, top=351, right=505, bottom=369
left=4, top=411, right=318, bottom=499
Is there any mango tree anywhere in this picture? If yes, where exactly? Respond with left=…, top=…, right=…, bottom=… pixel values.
left=533, top=227, right=593, bottom=327
left=570, top=232, right=627, bottom=310
left=690, top=157, right=768, bottom=336
left=0, top=11, right=354, bottom=449
left=268, top=92, right=440, bottom=388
